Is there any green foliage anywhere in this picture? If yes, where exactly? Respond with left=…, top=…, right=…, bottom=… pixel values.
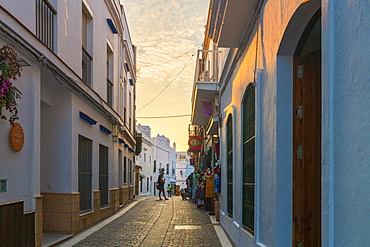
left=0, top=44, right=22, bottom=125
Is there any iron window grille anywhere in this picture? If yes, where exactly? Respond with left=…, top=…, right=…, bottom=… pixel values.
left=107, top=78, right=113, bottom=107
left=78, top=135, right=93, bottom=213
left=124, top=156, right=127, bottom=184
left=227, top=114, right=233, bottom=218
left=242, top=83, right=256, bottom=233
left=82, top=47, right=92, bottom=85
left=99, top=144, right=109, bottom=207
left=129, top=159, right=132, bottom=184
left=36, top=0, right=56, bottom=50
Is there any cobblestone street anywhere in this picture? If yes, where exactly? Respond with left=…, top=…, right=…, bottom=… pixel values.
left=60, top=196, right=228, bottom=247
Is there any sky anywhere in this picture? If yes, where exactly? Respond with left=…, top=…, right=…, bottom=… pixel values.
left=122, top=0, right=209, bottom=151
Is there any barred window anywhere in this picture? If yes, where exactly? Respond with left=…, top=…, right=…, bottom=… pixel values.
left=242, top=83, right=256, bottom=233
left=36, top=0, right=56, bottom=50
left=78, top=135, right=93, bottom=212
left=107, top=47, right=113, bottom=107
left=118, top=149, right=123, bottom=188
left=99, top=144, right=109, bottom=207
left=82, top=47, right=92, bottom=85
left=124, top=156, right=127, bottom=184
left=226, top=114, right=233, bottom=218
left=129, top=159, right=132, bottom=184
left=107, top=79, right=113, bottom=107
left=82, top=5, right=93, bottom=85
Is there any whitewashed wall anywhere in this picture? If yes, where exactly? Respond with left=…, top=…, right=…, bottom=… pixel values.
left=0, top=43, right=41, bottom=212
left=218, top=0, right=370, bottom=246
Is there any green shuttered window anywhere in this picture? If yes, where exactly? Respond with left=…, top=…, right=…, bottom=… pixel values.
left=242, top=83, right=255, bottom=233
left=226, top=114, right=233, bottom=218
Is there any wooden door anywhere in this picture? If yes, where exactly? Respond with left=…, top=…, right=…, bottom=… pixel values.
left=293, top=50, right=321, bottom=247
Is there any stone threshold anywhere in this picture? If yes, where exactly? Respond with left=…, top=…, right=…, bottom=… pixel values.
left=42, top=233, right=73, bottom=247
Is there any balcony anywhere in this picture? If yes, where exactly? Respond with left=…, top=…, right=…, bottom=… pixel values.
left=209, top=0, right=260, bottom=48
left=191, top=50, right=220, bottom=126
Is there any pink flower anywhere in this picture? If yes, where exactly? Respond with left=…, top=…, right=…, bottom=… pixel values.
left=0, top=75, right=11, bottom=97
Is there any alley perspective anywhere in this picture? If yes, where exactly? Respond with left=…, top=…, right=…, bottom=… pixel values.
left=2, top=0, right=370, bottom=246
left=58, top=195, right=231, bottom=247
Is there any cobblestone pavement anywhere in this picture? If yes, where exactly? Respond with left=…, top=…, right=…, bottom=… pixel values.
left=71, top=196, right=222, bottom=247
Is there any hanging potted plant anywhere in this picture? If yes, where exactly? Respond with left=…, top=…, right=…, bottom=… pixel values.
left=0, top=44, right=22, bottom=125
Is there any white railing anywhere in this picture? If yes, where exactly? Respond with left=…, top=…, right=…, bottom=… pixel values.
left=193, top=50, right=221, bottom=82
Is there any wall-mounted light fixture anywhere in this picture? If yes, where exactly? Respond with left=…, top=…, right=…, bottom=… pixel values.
left=112, top=124, right=118, bottom=143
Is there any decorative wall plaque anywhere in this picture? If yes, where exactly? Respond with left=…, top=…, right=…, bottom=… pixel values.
left=10, top=122, right=24, bottom=152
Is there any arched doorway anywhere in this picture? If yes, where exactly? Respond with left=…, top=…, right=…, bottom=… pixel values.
left=292, top=9, right=322, bottom=247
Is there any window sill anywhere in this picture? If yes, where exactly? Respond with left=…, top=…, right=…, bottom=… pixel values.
left=79, top=210, right=94, bottom=217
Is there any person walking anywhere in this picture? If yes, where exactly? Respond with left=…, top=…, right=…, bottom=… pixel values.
left=157, top=173, right=169, bottom=200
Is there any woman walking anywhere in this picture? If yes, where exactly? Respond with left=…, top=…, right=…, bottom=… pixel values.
left=157, top=173, right=169, bottom=200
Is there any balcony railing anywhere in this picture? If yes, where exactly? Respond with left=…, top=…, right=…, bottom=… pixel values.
left=194, top=50, right=220, bottom=83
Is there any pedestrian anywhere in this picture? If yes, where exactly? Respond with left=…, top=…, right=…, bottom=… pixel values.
left=195, top=180, right=205, bottom=208
left=157, top=173, right=168, bottom=200
left=166, top=184, right=172, bottom=197
left=180, top=188, right=188, bottom=200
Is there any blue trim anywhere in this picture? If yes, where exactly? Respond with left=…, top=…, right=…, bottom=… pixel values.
left=125, top=63, right=130, bottom=71
left=119, top=138, right=125, bottom=144
left=124, top=143, right=129, bottom=148
left=99, top=125, right=112, bottom=134
left=80, top=112, right=97, bottom=125
left=107, top=19, right=118, bottom=34
left=129, top=79, right=134, bottom=86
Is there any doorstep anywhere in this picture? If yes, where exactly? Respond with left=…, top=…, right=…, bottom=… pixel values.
left=42, top=233, right=73, bottom=247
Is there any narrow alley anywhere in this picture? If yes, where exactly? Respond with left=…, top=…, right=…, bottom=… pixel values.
left=59, top=196, right=231, bottom=247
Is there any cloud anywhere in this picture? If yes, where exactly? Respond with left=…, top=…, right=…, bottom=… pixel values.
left=123, top=0, right=209, bottom=147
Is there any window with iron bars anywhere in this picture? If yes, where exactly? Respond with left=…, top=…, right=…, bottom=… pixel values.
left=82, top=7, right=92, bottom=85
left=78, top=135, right=93, bottom=213
left=227, top=114, right=233, bottom=218
left=36, top=0, right=56, bottom=50
left=107, top=48, right=113, bottom=107
left=242, top=83, right=256, bottom=234
left=82, top=47, right=92, bottom=85
left=99, top=144, right=109, bottom=207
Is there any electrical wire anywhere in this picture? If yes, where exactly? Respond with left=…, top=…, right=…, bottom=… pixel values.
left=139, top=41, right=202, bottom=67
left=136, top=51, right=197, bottom=113
left=137, top=114, right=190, bottom=119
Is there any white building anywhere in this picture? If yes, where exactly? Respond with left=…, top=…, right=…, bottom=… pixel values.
left=190, top=0, right=370, bottom=246
left=175, top=152, right=194, bottom=190
left=136, top=124, right=177, bottom=196
left=0, top=1, right=137, bottom=246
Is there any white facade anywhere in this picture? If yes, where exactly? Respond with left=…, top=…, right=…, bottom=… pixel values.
left=0, top=0, right=137, bottom=245
left=191, top=0, right=370, bottom=246
left=136, top=124, right=177, bottom=195
left=175, top=152, right=194, bottom=189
